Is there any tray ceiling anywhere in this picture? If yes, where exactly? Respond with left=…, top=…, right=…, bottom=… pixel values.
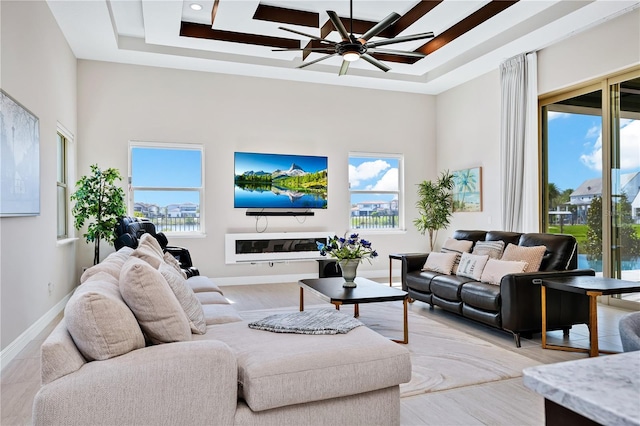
left=47, top=0, right=640, bottom=94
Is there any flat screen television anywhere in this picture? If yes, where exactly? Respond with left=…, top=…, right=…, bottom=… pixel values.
left=234, top=152, right=328, bottom=209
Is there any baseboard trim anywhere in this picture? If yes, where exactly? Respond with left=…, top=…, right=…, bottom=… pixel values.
left=215, top=268, right=389, bottom=286
left=0, top=289, right=74, bottom=372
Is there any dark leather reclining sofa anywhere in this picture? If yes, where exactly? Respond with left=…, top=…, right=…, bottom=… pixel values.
left=401, top=230, right=593, bottom=347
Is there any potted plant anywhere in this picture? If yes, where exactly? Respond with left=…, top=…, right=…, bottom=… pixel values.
left=413, top=170, right=455, bottom=251
left=317, top=233, right=378, bottom=287
left=71, top=164, right=126, bottom=265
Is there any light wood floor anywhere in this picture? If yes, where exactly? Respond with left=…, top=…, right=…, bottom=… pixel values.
left=1, top=279, right=635, bottom=425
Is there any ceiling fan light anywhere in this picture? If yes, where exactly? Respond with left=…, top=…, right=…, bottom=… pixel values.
left=343, top=51, right=360, bottom=62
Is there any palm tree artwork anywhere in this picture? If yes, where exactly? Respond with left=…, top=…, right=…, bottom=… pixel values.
left=452, top=167, right=482, bottom=212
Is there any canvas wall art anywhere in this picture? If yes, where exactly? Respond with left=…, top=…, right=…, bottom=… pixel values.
left=453, top=167, right=482, bottom=212
left=1, top=90, right=40, bottom=216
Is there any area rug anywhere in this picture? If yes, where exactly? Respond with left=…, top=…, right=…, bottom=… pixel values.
left=239, top=302, right=541, bottom=398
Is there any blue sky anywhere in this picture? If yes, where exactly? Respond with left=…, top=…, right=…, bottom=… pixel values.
left=547, top=113, right=639, bottom=192
left=234, top=152, right=327, bottom=175
left=131, top=147, right=201, bottom=207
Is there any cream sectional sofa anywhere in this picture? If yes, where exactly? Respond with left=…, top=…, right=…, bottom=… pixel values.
left=33, top=235, right=411, bottom=425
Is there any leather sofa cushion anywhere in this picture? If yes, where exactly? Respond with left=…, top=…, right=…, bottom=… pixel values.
left=461, top=281, right=501, bottom=311
left=518, top=233, right=577, bottom=271
left=199, top=321, right=412, bottom=412
left=430, top=275, right=474, bottom=301
left=463, top=305, right=501, bottom=328
left=432, top=295, right=463, bottom=313
left=451, top=230, right=487, bottom=246
left=406, top=270, right=439, bottom=294
left=485, top=231, right=522, bottom=246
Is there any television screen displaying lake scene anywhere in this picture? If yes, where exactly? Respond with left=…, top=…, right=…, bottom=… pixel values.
left=234, top=152, right=328, bottom=209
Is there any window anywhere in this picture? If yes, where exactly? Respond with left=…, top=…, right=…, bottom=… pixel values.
left=348, top=153, right=403, bottom=230
left=56, top=132, right=69, bottom=238
left=541, top=68, right=640, bottom=308
left=129, top=142, right=204, bottom=234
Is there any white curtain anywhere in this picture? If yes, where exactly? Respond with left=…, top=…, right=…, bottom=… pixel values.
left=500, top=52, right=539, bottom=232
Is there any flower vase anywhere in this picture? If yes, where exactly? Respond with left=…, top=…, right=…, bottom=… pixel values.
left=338, top=259, right=360, bottom=287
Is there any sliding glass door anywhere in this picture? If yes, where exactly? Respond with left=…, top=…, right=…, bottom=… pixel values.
left=541, top=68, right=640, bottom=308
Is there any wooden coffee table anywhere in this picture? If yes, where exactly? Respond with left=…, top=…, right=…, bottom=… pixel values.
left=298, top=277, right=409, bottom=344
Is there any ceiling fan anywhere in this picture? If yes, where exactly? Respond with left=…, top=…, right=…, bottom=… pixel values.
left=273, top=0, right=434, bottom=75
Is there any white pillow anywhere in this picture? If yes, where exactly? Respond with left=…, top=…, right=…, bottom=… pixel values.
left=422, top=252, right=458, bottom=275
left=456, top=253, right=489, bottom=280
left=159, top=263, right=206, bottom=334
left=480, top=259, right=528, bottom=285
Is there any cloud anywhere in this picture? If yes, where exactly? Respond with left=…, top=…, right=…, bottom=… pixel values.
left=580, top=120, right=640, bottom=171
left=349, top=160, right=390, bottom=188
left=585, top=125, right=600, bottom=139
left=368, top=168, right=398, bottom=191
left=548, top=111, right=570, bottom=121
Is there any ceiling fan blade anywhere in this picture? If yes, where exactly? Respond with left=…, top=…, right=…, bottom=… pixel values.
left=366, top=32, right=434, bottom=48
left=327, top=11, right=350, bottom=40
left=278, top=27, right=336, bottom=45
left=367, top=48, right=426, bottom=58
left=273, top=47, right=334, bottom=52
left=298, top=53, right=338, bottom=69
left=339, top=60, right=350, bottom=76
left=359, top=12, right=401, bottom=42
left=361, top=54, right=391, bottom=72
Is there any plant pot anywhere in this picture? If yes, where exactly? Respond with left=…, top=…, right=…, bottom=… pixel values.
left=338, top=259, right=360, bottom=287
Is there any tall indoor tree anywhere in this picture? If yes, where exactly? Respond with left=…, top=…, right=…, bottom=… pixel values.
left=414, top=170, right=455, bottom=251
left=71, top=164, right=126, bottom=265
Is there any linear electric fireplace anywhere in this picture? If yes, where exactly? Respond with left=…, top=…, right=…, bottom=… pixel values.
left=225, top=232, right=333, bottom=264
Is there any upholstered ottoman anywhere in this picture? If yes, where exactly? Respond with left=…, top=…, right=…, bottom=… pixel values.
left=194, top=317, right=411, bottom=414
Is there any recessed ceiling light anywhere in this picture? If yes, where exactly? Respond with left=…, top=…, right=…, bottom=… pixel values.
left=190, top=3, right=203, bottom=11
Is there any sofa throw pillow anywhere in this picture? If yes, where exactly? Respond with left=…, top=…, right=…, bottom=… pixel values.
left=422, top=252, right=458, bottom=275
left=163, top=252, right=187, bottom=279
left=120, top=257, right=191, bottom=344
left=131, top=234, right=165, bottom=269
left=65, top=277, right=145, bottom=361
left=501, top=244, right=546, bottom=273
left=159, top=263, right=206, bottom=334
left=456, top=253, right=489, bottom=281
left=480, top=259, right=528, bottom=285
left=440, top=238, right=473, bottom=273
left=472, top=240, right=505, bottom=260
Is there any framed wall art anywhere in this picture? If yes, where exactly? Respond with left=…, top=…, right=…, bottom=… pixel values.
left=452, top=167, right=482, bottom=212
left=1, top=90, right=40, bottom=216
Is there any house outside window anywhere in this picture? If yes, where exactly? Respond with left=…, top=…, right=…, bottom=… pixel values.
left=129, top=142, right=204, bottom=234
left=349, top=153, right=403, bottom=230
left=56, top=131, right=69, bottom=239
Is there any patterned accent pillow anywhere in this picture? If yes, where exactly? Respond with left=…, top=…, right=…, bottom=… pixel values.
left=440, top=238, right=473, bottom=273
left=501, top=244, right=546, bottom=272
left=480, top=259, right=528, bottom=285
left=422, top=252, right=458, bottom=275
left=472, top=240, right=505, bottom=259
left=456, top=253, right=489, bottom=280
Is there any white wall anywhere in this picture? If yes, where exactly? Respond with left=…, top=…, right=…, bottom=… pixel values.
left=435, top=9, right=640, bottom=249
left=538, top=9, right=640, bottom=95
left=77, top=60, right=438, bottom=282
left=0, top=1, right=77, bottom=351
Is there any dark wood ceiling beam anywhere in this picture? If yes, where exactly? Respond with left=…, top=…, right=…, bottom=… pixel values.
left=320, top=16, right=395, bottom=39
left=180, top=22, right=300, bottom=49
left=416, top=0, right=519, bottom=55
left=253, top=4, right=319, bottom=28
